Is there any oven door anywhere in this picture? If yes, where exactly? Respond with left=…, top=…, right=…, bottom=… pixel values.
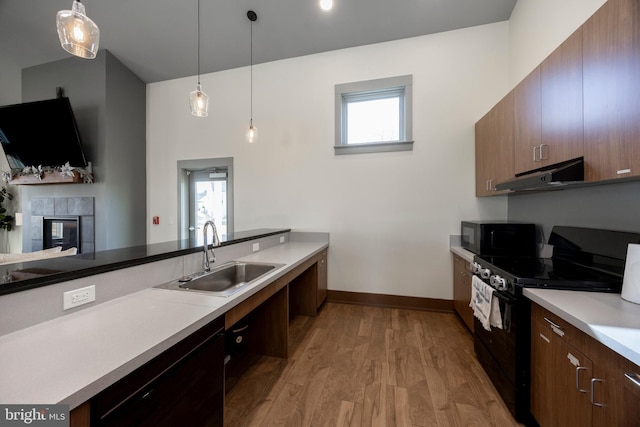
left=474, top=288, right=517, bottom=383
left=472, top=276, right=531, bottom=422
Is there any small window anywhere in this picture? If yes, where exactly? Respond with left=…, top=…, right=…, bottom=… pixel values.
left=335, top=75, right=413, bottom=155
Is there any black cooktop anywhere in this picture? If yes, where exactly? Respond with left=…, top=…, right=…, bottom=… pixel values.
left=476, top=254, right=623, bottom=292
left=473, top=225, right=640, bottom=293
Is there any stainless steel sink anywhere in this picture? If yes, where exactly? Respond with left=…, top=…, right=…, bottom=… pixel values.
left=154, top=261, right=283, bottom=297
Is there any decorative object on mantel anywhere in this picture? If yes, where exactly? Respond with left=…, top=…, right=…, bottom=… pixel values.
left=0, top=187, right=14, bottom=231
left=2, top=162, right=94, bottom=185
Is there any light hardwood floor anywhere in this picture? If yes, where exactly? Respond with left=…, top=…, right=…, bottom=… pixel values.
left=224, top=303, right=523, bottom=427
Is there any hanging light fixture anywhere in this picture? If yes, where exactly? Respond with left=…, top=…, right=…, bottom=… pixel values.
left=319, top=0, right=334, bottom=12
left=56, top=0, right=100, bottom=59
left=245, top=10, right=258, bottom=143
left=190, top=0, right=209, bottom=117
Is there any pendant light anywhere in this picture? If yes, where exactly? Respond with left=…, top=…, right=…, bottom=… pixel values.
left=56, top=0, right=100, bottom=59
left=319, top=0, right=334, bottom=12
left=189, top=0, right=209, bottom=117
left=245, top=10, right=258, bottom=143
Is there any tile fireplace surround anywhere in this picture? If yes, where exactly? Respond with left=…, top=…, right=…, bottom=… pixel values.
left=30, top=197, right=94, bottom=254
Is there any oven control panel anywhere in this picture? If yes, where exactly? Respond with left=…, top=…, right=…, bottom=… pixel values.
left=472, top=262, right=514, bottom=294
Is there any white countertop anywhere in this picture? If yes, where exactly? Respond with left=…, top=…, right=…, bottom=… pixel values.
left=450, top=246, right=475, bottom=263
left=0, top=240, right=327, bottom=408
left=524, top=288, right=640, bottom=367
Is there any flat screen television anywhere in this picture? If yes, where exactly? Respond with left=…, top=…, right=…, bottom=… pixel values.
left=0, top=97, right=88, bottom=172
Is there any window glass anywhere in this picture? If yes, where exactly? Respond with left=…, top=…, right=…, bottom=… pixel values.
left=334, top=75, right=413, bottom=155
left=346, top=96, right=400, bottom=144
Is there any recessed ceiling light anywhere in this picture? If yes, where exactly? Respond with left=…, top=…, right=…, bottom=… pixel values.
left=319, top=0, right=333, bottom=12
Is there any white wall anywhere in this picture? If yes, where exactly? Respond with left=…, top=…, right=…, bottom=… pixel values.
left=147, top=23, right=509, bottom=300
left=508, top=0, right=607, bottom=87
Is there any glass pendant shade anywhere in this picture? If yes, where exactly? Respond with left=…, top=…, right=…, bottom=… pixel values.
left=56, top=1, right=100, bottom=59
left=190, top=84, right=209, bottom=117
left=246, top=122, right=258, bottom=143
left=319, top=0, right=334, bottom=11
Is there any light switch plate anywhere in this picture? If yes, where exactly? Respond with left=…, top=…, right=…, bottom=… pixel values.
left=279, top=236, right=285, bottom=243
left=252, top=243, right=260, bottom=252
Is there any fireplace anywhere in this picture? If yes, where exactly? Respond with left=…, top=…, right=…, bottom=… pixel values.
left=30, top=197, right=94, bottom=254
left=43, top=216, right=80, bottom=252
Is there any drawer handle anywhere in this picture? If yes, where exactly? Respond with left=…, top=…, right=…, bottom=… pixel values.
left=625, top=373, right=640, bottom=388
left=576, top=366, right=588, bottom=393
left=232, top=325, right=249, bottom=333
left=539, top=333, right=550, bottom=344
left=543, top=317, right=560, bottom=329
left=544, top=316, right=565, bottom=337
left=617, top=168, right=631, bottom=175
left=591, top=378, right=604, bottom=407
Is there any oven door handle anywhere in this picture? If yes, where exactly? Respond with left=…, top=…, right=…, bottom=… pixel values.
left=491, top=288, right=517, bottom=304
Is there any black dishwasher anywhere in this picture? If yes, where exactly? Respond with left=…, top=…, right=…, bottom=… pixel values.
left=91, top=316, right=225, bottom=427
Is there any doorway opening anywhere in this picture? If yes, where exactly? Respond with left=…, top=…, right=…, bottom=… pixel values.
left=177, top=158, right=234, bottom=245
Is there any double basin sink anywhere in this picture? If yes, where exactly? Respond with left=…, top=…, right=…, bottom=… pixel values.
left=155, top=261, right=284, bottom=297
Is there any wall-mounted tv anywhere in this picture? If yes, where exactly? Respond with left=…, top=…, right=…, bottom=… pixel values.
left=0, top=97, right=88, bottom=172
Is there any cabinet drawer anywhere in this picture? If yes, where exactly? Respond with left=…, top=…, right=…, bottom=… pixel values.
left=531, top=303, right=590, bottom=352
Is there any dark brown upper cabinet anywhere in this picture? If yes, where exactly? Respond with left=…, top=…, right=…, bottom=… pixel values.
left=514, top=66, right=542, bottom=175
left=475, top=91, right=514, bottom=197
left=514, top=28, right=584, bottom=177
left=540, top=27, right=584, bottom=167
left=583, top=0, right=640, bottom=182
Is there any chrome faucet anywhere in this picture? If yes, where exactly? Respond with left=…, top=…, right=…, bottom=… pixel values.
left=202, top=220, right=220, bottom=272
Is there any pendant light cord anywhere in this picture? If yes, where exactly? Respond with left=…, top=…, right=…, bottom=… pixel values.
left=250, top=18, right=253, bottom=124
left=197, top=0, right=201, bottom=85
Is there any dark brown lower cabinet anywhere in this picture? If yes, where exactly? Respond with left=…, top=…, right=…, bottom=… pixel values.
left=531, top=303, right=640, bottom=427
left=452, top=254, right=473, bottom=332
left=90, top=316, right=225, bottom=427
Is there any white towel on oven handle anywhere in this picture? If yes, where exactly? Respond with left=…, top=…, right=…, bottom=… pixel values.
left=470, top=275, right=503, bottom=331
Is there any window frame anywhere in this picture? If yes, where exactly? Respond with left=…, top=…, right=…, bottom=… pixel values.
left=334, top=75, right=414, bottom=155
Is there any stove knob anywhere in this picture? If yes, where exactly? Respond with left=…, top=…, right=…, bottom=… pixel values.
left=480, top=268, right=491, bottom=279
left=472, top=262, right=482, bottom=274
left=491, top=275, right=507, bottom=291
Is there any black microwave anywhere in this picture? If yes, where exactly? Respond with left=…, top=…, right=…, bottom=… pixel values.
left=461, top=221, right=537, bottom=256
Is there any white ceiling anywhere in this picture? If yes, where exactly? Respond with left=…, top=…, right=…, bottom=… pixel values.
left=0, top=0, right=516, bottom=84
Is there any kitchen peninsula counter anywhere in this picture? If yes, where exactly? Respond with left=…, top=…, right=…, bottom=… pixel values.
left=0, top=228, right=290, bottom=296
left=0, top=234, right=328, bottom=409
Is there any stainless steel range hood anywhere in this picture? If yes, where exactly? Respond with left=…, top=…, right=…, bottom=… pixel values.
left=494, top=158, right=584, bottom=192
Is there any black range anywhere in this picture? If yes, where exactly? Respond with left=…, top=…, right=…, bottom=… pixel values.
left=470, top=225, right=640, bottom=425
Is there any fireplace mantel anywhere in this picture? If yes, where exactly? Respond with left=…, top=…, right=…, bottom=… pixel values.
left=9, top=171, right=89, bottom=185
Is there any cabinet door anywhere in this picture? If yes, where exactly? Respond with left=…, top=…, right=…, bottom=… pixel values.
left=531, top=318, right=555, bottom=427
left=553, top=337, right=593, bottom=427
left=475, top=91, right=515, bottom=196
left=317, top=250, right=327, bottom=309
left=452, top=255, right=473, bottom=332
left=514, top=67, right=542, bottom=175
left=531, top=309, right=593, bottom=427
left=540, top=27, right=584, bottom=167
left=583, top=0, right=640, bottom=181
left=592, top=343, right=640, bottom=427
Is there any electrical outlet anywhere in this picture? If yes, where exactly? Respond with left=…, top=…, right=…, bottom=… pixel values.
left=63, top=285, right=96, bottom=310
left=252, top=243, right=260, bottom=252
left=279, top=236, right=285, bottom=243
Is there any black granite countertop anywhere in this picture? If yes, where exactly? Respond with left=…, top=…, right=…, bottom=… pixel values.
left=0, top=228, right=290, bottom=296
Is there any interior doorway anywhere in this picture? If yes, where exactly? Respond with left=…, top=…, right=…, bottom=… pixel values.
left=177, top=158, right=234, bottom=244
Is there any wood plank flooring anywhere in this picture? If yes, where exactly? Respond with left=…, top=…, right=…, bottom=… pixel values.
left=224, top=303, right=523, bottom=427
